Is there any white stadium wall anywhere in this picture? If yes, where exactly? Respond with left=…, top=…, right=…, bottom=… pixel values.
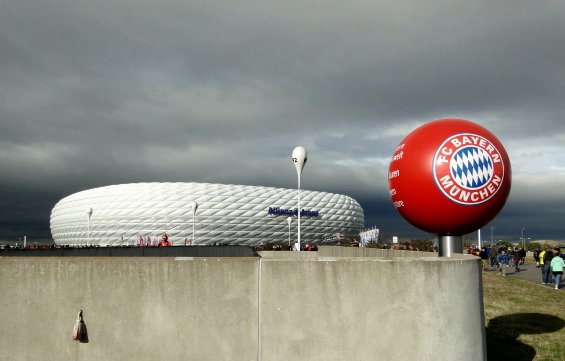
left=50, top=182, right=365, bottom=246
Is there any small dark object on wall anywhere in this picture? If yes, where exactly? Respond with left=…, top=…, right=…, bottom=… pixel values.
left=72, top=310, right=89, bottom=343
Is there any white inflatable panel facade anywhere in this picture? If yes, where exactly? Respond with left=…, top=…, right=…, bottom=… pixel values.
left=50, top=182, right=364, bottom=246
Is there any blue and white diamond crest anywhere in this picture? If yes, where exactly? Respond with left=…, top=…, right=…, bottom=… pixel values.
left=450, top=146, right=493, bottom=189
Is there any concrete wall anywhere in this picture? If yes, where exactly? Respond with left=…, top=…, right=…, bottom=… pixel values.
left=0, top=245, right=258, bottom=257
left=0, top=248, right=486, bottom=361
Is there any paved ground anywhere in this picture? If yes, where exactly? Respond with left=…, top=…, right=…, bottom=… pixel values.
left=482, top=260, right=563, bottom=291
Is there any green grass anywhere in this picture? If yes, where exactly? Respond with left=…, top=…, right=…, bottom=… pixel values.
left=483, top=272, right=565, bottom=361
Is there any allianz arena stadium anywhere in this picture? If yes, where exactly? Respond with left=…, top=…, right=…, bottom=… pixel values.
left=50, top=182, right=364, bottom=247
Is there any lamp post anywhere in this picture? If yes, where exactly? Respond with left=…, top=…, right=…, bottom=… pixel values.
left=86, top=207, right=93, bottom=246
left=292, top=146, right=307, bottom=251
left=191, top=201, right=198, bottom=246
left=287, top=217, right=292, bottom=247
left=521, top=227, right=525, bottom=249
left=490, top=226, right=495, bottom=248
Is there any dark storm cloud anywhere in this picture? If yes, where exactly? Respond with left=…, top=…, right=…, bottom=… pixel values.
left=1, top=0, right=565, bottom=241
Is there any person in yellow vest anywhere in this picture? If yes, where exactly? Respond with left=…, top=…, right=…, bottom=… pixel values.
left=539, top=248, right=546, bottom=283
left=542, top=248, right=555, bottom=284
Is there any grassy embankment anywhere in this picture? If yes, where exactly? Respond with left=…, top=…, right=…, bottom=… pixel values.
left=483, top=272, right=565, bottom=361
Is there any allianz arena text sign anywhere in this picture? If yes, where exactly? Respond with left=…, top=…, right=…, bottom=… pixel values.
left=267, top=207, right=320, bottom=217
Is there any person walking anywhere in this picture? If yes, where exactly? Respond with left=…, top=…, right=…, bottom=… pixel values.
left=533, top=248, right=541, bottom=267
left=480, top=246, right=489, bottom=271
left=497, top=249, right=509, bottom=275
left=542, top=247, right=555, bottom=284
left=519, top=247, right=526, bottom=265
left=512, top=248, right=522, bottom=272
left=490, top=246, right=498, bottom=268
left=550, top=248, right=564, bottom=290
left=539, top=248, right=547, bottom=282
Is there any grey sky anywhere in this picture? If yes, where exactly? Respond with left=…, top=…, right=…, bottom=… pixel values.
left=1, top=0, right=565, bottom=242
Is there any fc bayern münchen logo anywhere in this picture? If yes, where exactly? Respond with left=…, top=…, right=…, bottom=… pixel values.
left=433, top=133, right=505, bottom=205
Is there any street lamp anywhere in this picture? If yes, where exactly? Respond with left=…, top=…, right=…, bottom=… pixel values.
left=521, top=227, right=526, bottom=249
left=292, top=146, right=307, bottom=251
left=490, top=226, right=495, bottom=248
left=287, top=217, right=292, bottom=247
left=191, top=201, right=198, bottom=246
left=86, top=207, right=93, bottom=246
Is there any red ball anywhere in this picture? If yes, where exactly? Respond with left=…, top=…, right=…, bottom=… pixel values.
left=388, top=118, right=511, bottom=235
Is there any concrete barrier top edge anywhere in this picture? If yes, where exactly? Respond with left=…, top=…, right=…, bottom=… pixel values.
left=258, top=256, right=477, bottom=262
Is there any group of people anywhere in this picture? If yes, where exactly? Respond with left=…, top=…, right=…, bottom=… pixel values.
left=472, top=245, right=564, bottom=289
left=538, top=247, right=564, bottom=289
left=472, top=246, right=526, bottom=272
left=497, top=247, right=525, bottom=272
